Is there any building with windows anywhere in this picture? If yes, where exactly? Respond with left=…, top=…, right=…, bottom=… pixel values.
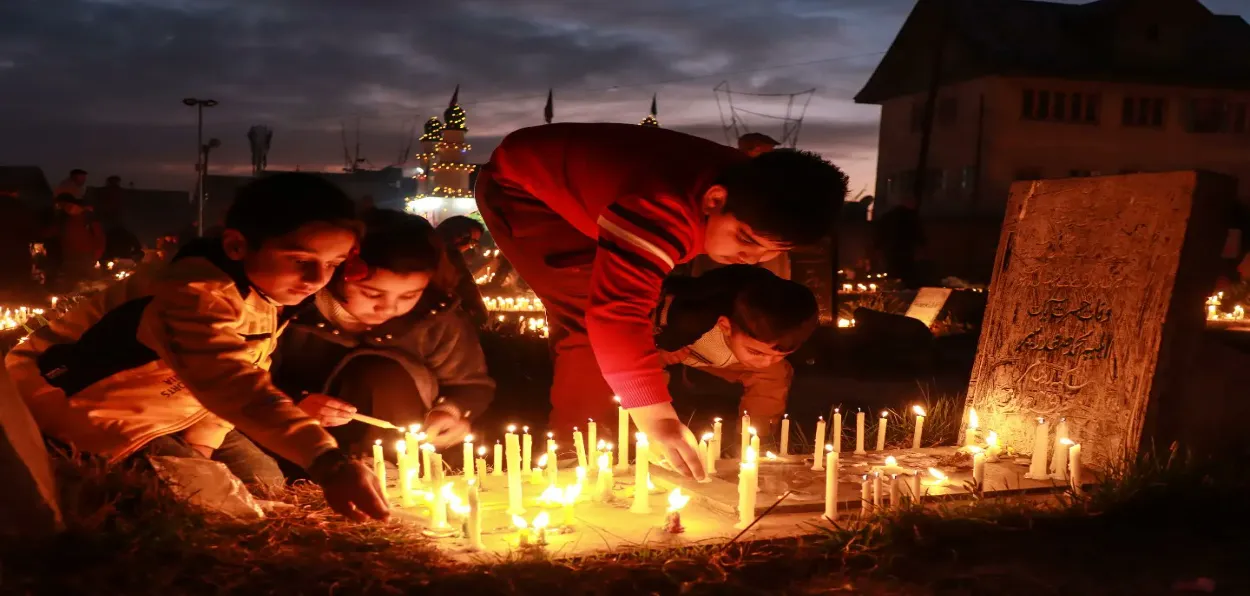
left=856, top=0, right=1250, bottom=216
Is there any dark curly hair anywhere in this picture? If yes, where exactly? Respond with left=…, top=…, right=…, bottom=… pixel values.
left=716, top=149, right=849, bottom=246
left=729, top=271, right=820, bottom=352
left=336, top=209, right=459, bottom=294
left=225, top=173, right=361, bottom=248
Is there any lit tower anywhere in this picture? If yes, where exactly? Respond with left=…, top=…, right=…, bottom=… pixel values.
left=406, top=86, right=477, bottom=224
left=640, top=93, right=660, bottom=127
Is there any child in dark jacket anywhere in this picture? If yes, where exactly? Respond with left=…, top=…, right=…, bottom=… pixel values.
left=655, top=265, right=819, bottom=443
left=273, top=209, right=494, bottom=453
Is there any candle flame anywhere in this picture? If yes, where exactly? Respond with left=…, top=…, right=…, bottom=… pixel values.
left=478, top=446, right=486, bottom=456
left=416, top=432, right=427, bottom=441
left=881, top=410, right=888, bottom=418
left=885, top=456, right=898, bottom=466
left=396, top=439, right=406, bottom=452
left=986, top=431, right=999, bottom=446
left=374, top=439, right=382, bottom=446
left=783, top=413, right=788, bottom=419
left=409, top=424, right=421, bottom=433
left=701, top=432, right=714, bottom=441
left=537, top=454, right=548, bottom=468
left=666, top=488, right=690, bottom=512
left=826, top=444, right=834, bottom=452
left=614, top=396, right=622, bottom=404
left=421, top=443, right=435, bottom=452
left=835, top=407, right=840, bottom=413
left=748, top=427, right=757, bottom=436
left=968, top=408, right=979, bottom=429
left=1060, top=438, right=1074, bottom=446
left=606, top=442, right=614, bottom=450
left=635, top=432, right=647, bottom=444
left=597, top=453, right=609, bottom=469
left=746, top=446, right=757, bottom=463
left=913, top=405, right=926, bottom=417
left=547, top=432, right=554, bottom=439
left=532, top=511, right=550, bottom=529
left=465, top=434, right=474, bottom=443
left=928, top=467, right=947, bottom=480
left=765, top=451, right=777, bottom=460
left=563, top=483, right=582, bottom=504
left=513, top=515, right=527, bottom=529
left=714, top=417, right=722, bottom=422
left=1037, top=417, right=1045, bottom=424
left=508, top=424, right=517, bottom=432
left=597, top=439, right=606, bottom=450
left=573, top=426, right=578, bottom=431
left=818, top=415, right=824, bottom=421
left=523, top=426, right=529, bottom=433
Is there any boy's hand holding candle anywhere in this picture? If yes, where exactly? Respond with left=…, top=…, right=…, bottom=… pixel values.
left=628, top=403, right=707, bottom=481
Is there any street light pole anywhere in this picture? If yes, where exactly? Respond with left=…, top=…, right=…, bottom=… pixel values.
left=183, top=97, right=218, bottom=237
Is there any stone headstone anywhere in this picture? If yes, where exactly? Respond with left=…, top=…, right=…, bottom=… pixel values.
left=963, top=172, right=1231, bottom=469
left=904, top=287, right=953, bottom=328
left=0, top=362, right=64, bottom=536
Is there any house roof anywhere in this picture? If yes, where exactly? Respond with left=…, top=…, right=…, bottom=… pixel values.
left=0, top=166, right=53, bottom=204
left=855, top=0, right=1250, bottom=104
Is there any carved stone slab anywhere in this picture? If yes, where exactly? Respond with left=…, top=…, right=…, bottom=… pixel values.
left=963, top=172, right=1231, bottom=468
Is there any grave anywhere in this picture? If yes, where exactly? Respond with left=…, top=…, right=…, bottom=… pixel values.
left=963, top=171, right=1232, bottom=469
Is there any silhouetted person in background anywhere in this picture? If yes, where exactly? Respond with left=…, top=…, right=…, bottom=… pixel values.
left=874, top=196, right=924, bottom=289
left=53, top=168, right=88, bottom=200
left=435, top=215, right=489, bottom=327
left=46, top=193, right=105, bottom=290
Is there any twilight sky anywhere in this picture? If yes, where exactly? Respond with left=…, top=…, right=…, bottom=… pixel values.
left=2, top=0, right=1247, bottom=195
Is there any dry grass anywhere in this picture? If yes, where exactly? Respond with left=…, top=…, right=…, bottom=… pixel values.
left=2, top=445, right=1246, bottom=595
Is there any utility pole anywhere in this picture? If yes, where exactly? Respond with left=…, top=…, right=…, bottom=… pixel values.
left=183, top=97, right=218, bottom=237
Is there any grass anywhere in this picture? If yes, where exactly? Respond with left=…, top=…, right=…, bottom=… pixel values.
left=2, top=444, right=1247, bottom=595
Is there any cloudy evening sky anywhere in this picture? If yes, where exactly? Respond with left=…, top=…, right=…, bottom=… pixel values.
left=2, top=0, right=1247, bottom=195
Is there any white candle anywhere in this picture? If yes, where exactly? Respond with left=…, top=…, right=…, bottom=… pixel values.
left=780, top=414, right=790, bottom=456
left=422, top=441, right=433, bottom=484
left=1050, top=418, right=1070, bottom=479
left=740, top=411, right=751, bottom=461
left=1026, top=418, right=1050, bottom=479
left=587, top=419, right=597, bottom=468
left=573, top=427, right=588, bottom=470
left=749, top=428, right=760, bottom=463
left=823, top=445, right=838, bottom=521
left=596, top=452, right=614, bottom=502
left=522, top=426, right=533, bottom=472
left=475, top=447, right=487, bottom=486
left=875, top=411, right=888, bottom=451
left=832, top=409, right=843, bottom=453
left=701, top=433, right=717, bottom=475
left=615, top=397, right=630, bottom=471
left=736, top=448, right=758, bottom=529
left=811, top=416, right=826, bottom=471
left=531, top=454, right=547, bottom=486
left=965, top=407, right=979, bottom=448
left=429, top=450, right=447, bottom=528
left=972, top=449, right=986, bottom=490
left=467, top=481, right=483, bottom=550
left=372, top=440, right=386, bottom=494
left=1068, top=442, right=1083, bottom=495
left=699, top=433, right=711, bottom=471
left=493, top=441, right=504, bottom=477
left=463, top=434, right=475, bottom=482
left=855, top=410, right=867, bottom=454
left=397, top=439, right=415, bottom=507
left=631, top=433, right=651, bottom=513
left=712, top=417, right=723, bottom=463
left=872, top=472, right=883, bottom=507
left=546, top=432, right=558, bottom=486
left=859, top=475, right=871, bottom=517
left=985, top=431, right=1001, bottom=463
left=911, top=406, right=926, bottom=449
left=505, top=428, right=524, bottom=515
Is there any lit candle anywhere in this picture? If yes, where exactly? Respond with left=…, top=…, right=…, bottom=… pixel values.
left=911, top=406, right=926, bottom=449
left=699, top=433, right=711, bottom=471
left=531, top=454, right=547, bottom=486
left=573, top=426, right=588, bottom=470
left=493, top=441, right=504, bottom=477
left=872, top=472, right=883, bottom=508
left=522, top=426, right=533, bottom=472
left=985, top=431, right=1001, bottom=463
left=1067, top=441, right=1083, bottom=495
left=832, top=409, right=843, bottom=453
left=740, top=411, right=752, bottom=461
left=463, top=434, right=476, bottom=482
left=823, top=445, right=838, bottom=521
left=615, top=397, right=630, bottom=472
left=664, top=488, right=689, bottom=534
left=631, top=433, right=651, bottom=513
left=467, top=481, right=483, bottom=550
left=924, top=467, right=949, bottom=487
left=372, top=439, right=386, bottom=494
left=587, top=419, right=597, bottom=468
left=1050, top=418, right=1070, bottom=479
left=405, top=424, right=422, bottom=453
left=476, top=447, right=488, bottom=485
left=1026, top=417, right=1050, bottom=479
left=811, top=416, right=826, bottom=471
left=595, top=452, right=614, bottom=502
left=532, top=511, right=550, bottom=546
left=422, top=439, right=433, bottom=484
left=546, top=433, right=559, bottom=487
left=712, top=417, right=723, bottom=463
left=736, top=447, right=758, bottom=529
left=562, top=484, right=581, bottom=527
left=397, top=439, right=415, bottom=507
left=749, top=427, right=760, bottom=462
left=513, top=515, right=530, bottom=548
left=965, top=407, right=980, bottom=448
left=779, top=414, right=790, bottom=455
left=875, top=411, right=888, bottom=451
left=855, top=410, right=867, bottom=455
left=859, top=475, right=871, bottom=517
left=505, top=427, right=524, bottom=515
left=971, top=447, right=986, bottom=491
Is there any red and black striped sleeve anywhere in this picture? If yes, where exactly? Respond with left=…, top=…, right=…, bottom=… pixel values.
left=587, top=193, right=701, bottom=409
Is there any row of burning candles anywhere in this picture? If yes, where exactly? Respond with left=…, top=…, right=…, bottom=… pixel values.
left=1, top=306, right=51, bottom=333
left=482, top=295, right=545, bottom=313
left=1206, top=292, right=1245, bottom=321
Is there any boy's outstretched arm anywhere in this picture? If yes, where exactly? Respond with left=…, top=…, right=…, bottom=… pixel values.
left=141, top=281, right=388, bottom=521
left=587, top=195, right=707, bottom=480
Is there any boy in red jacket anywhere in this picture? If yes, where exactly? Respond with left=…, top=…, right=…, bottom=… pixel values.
left=476, top=123, right=847, bottom=478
